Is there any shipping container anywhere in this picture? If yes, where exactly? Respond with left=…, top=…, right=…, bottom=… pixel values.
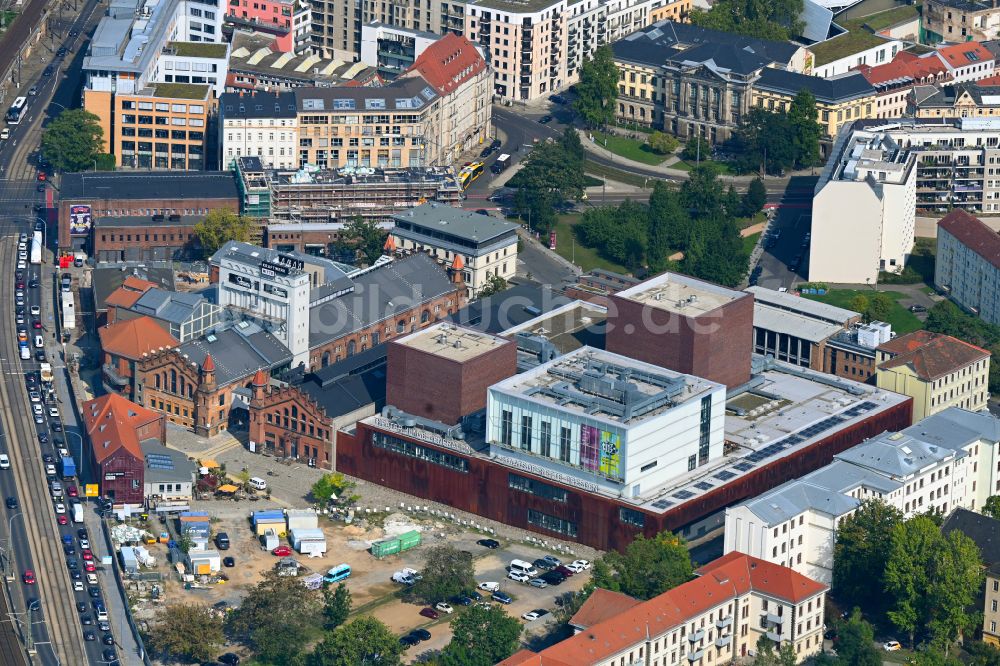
left=119, top=547, right=138, bottom=574
left=371, top=537, right=401, bottom=559
left=187, top=550, right=221, bottom=574
left=398, top=530, right=422, bottom=551
left=251, top=510, right=284, bottom=526
left=286, top=509, right=319, bottom=531
left=254, top=519, right=286, bottom=536
left=297, top=539, right=327, bottom=556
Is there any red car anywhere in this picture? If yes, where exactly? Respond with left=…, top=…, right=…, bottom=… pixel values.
left=272, top=546, right=292, bottom=557
left=419, top=608, right=439, bottom=620
left=36, top=172, right=46, bottom=182
left=84, top=561, right=96, bottom=572
left=57, top=515, right=68, bottom=525
left=22, top=570, right=35, bottom=585
left=81, top=549, right=93, bottom=561
left=67, top=485, right=78, bottom=498
left=32, top=320, right=41, bottom=329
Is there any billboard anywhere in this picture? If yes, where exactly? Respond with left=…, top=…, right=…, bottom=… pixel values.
left=69, top=205, right=92, bottom=236
left=580, top=425, right=621, bottom=480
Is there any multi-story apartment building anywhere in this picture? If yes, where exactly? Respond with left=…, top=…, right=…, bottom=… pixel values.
left=856, top=51, right=952, bottom=120
left=876, top=329, right=991, bottom=420
left=360, top=23, right=444, bottom=79
left=611, top=21, right=810, bottom=144
left=810, top=127, right=917, bottom=283
left=502, top=552, right=827, bottom=665
left=752, top=69, right=877, bottom=140
left=934, top=41, right=996, bottom=83
left=923, top=0, right=1000, bottom=43
left=219, top=91, right=299, bottom=169
left=913, top=83, right=1000, bottom=118
left=226, top=0, right=310, bottom=52
left=941, top=510, right=1000, bottom=648
left=401, top=33, right=491, bottom=164
left=389, top=203, right=518, bottom=297
left=725, top=407, right=1000, bottom=584
left=83, top=0, right=230, bottom=169
left=936, top=208, right=1000, bottom=325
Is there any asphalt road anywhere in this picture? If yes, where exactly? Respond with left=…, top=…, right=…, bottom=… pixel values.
left=751, top=177, right=817, bottom=291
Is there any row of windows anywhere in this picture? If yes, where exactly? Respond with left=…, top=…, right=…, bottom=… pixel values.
left=121, top=115, right=206, bottom=127
left=508, top=473, right=567, bottom=502
left=122, top=101, right=206, bottom=113
left=526, top=509, right=577, bottom=537
left=102, top=233, right=194, bottom=243
left=371, top=431, right=469, bottom=473
left=121, top=128, right=203, bottom=141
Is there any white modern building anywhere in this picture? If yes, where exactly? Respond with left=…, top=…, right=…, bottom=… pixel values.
left=486, top=346, right=727, bottom=496
left=724, top=407, right=1000, bottom=583
left=811, top=39, right=903, bottom=79
left=810, top=127, right=917, bottom=283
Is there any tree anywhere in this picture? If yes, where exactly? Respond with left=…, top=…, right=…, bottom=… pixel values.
left=925, top=528, right=983, bottom=654
left=866, top=292, right=894, bottom=323
left=690, top=0, right=804, bottom=41
left=681, top=163, right=724, bottom=219
left=592, top=531, right=692, bottom=600
left=40, top=109, right=105, bottom=173
left=577, top=200, right=649, bottom=271
left=742, top=177, right=767, bottom=217
left=885, top=516, right=940, bottom=646
left=408, top=545, right=476, bottom=604
left=477, top=273, right=508, bottom=299
left=788, top=89, right=822, bottom=168
left=322, top=583, right=351, bottom=631
left=834, top=610, right=882, bottom=666
left=226, top=571, right=323, bottom=663
left=307, top=616, right=403, bottom=666
left=194, top=209, right=252, bottom=258
left=753, top=635, right=797, bottom=666
left=681, top=135, right=711, bottom=163
left=984, top=495, right=1000, bottom=520
left=439, top=604, right=523, bottom=666
left=147, top=603, right=224, bottom=663
left=574, top=45, right=618, bottom=127
left=341, top=217, right=387, bottom=266
left=310, top=472, right=357, bottom=505
left=731, top=107, right=796, bottom=175
left=832, top=499, right=903, bottom=615
left=647, top=131, right=678, bottom=155
left=511, top=138, right=587, bottom=234
left=647, top=182, right=690, bottom=270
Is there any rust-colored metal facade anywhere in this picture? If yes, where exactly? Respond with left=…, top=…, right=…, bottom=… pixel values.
left=337, top=397, right=912, bottom=552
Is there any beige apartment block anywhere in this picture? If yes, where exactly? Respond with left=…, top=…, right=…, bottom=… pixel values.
left=923, top=0, right=1000, bottom=43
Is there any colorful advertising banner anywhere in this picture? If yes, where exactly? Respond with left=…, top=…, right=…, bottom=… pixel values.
left=580, top=425, right=622, bottom=480
left=69, top=205, right=92, bottom=236
left=579, top=425, right=600, bottom=472
left=599, top=430, right=621, bottom=479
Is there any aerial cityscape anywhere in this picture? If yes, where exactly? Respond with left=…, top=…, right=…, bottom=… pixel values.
left=0, top=0, right=999, bottom=663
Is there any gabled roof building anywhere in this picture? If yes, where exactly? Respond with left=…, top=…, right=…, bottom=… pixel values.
left=936, top=208, right=1000, bottom=326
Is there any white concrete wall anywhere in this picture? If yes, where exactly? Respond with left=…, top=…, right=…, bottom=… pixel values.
left=812, top=40, right=902, bottom=78
left=809, top=180, right=884, bottom=283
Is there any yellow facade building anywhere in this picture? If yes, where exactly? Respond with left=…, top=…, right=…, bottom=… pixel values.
left=912, top=83, right=1000, bottom=119
left=875, top=330, right=991, bottom=422
left=752, top=68, right=877, bottom=139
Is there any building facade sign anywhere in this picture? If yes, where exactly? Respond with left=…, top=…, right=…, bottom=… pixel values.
left=276, top=253, right=304, bottom=270
left=371, top=417, right=474, bottom=455
left=260, top=260, right=291, bottom=278
left=228, top=273, right=258, bottom=290
left=263, top=283, right=288, bottom=298
left=492, top=453, right=600, bottom=493
left=70, top=205, right=92, bottom=236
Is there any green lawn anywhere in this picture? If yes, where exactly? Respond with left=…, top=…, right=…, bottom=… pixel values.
left=592, top=130, right=669, bottom=166
left=810, top=5, right=918, bottom=66
left=551, top=214, right=630, bottom=274
left=671, top=159, right=734, bottom=175
left=583, top=160, right=651, bottom=189
left=801, top=289, right=923, bottom=334
left=742, top=232, right=761, bottom=255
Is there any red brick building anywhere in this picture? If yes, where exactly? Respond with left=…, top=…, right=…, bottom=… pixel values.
left=386, top=323, right=516, bottom=425
left=83, top=394, right=166, bottom=506
left=248, top=369, right=335, bottom=466
left=606, top=272, right=755, bottom=388
left=99, top=316, right=179, bottom=399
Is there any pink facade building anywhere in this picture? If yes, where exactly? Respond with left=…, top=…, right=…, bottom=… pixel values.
left=227, top=0, right=310, bottom=52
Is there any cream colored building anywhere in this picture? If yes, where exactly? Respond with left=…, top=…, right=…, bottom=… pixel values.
left=219, top=91, right=300, bottom=169
left=389, top=203, right=518, bottom=298
left=810, top=128, right=917, bottom=283
left=924, top=0, right=1000, bottom=43
left=912, top=83, right=1000, bottom=119
left=500, top=552, right=827, bottom=666
left=876, top=330, right=991, bottom=422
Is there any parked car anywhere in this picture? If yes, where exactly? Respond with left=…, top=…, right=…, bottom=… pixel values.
left=452, top=595, right=473, bottom=606
left=491, top=591, right=513, bottom=604
left=909, top=304, right=927, bottom=313
left=477, top=538, right=500, bottom=549
left=521, top=609, right=550, bottom=621
left=528, top=578, right=549, bottom=589
left=419, top=607, right=439, bottom=620
left=883, top=641, right=901, bottom=652
left=411, top=628, right=431, bottom=641
left=399, top=635, right=419, bottom=648
left=271, top=546, right=292, bottom=557
left=477, top=581, right=500, bottom=592
left=223, top=556, right=235, bottom=568
left=554, top=565, right=575, bottom=577
left=434, top=602, right=454, bottom=614
left=508, top=571, right=530, bottom=583
left=538, top=114, right=553, bottom=124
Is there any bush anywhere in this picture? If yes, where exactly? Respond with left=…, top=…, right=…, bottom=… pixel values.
left=877, top=266, right=924, bottom=285
left=646, top=131, right=679, bottom=155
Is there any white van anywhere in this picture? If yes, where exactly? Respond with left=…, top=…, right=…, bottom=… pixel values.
left=249, top=477, right=268, bottom=491
left=0, top=454, right=9, bottom=469
left=20, top=346, right=29, bottom=360
left=509, top=559, right=538, bottom=577
left=0, top=128, right=9, bottom=140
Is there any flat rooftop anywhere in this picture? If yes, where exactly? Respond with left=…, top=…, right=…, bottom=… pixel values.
left=614, top=271, right=747, bottom=317
left=392, top=202, right=519, bottom=246
left=491, top=347, right=722, bottom=427
left=502, top=299, right=607, bottom=355
left=393, top=322, right=510, bottom=363
left=752, top=305, right=846, bottom=344
left=746, top=286, right=858, bottom=325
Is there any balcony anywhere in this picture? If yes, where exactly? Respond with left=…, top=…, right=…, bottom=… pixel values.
left=688, top=629, right=705, bottom=643
left=954, top=184, right=983, bottom=192
left=766, top=630, right=783, bottom=643
left=715, top=635, right=732, bottom=648
left=766, top=613, right=784, bottom=625
left=687, top=649, right=704, bottom=662
left=716, top=616, right=733, bottom=629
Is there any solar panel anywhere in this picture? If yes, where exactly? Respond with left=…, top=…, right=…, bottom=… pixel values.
left=672, top=490, right=695, bottom=500
left=693, top=481, right=713, bottom=491
left=651, top=499, right=673, bottom=510
left=714, top=470, right=736, bottom=481
left=733, top=461, right=755, bottom=472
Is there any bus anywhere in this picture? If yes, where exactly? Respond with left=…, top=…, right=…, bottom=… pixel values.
left=323, top=564, right=351, bottom=583
left=458, top=161, right=485, bottom=190
left=6, top=96, right=27, bottom=125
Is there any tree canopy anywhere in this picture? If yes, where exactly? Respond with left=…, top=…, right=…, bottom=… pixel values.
left=306, top=616, right=403, bottom=666
left=194, top=209, right=253, bottom=258
left=849, top=292, right=894, bottom=324
left=310, top=472, right=357, bottom=505
left=225, top=571, right=323, bottom=663
left=338, top=217, right=387, bottom=266
left=574, top=45, right=619, bottom=127
left=477, top=273, right=509, bottom=299
left=984, top=496, right=1000, bottom=520
left=40, top=109, right=106, bottom=172
left=690, top=0, right=805, bottom=40
left=832, top=499, right=903, bottom=616
left=730, top=93, right=822, bottom=174
left=439, top=603, right=523, bottom=666
left=510, top=129, right=587, bottom=234
left=322, top=583, right=352, bottom=631
left=592, top=531, right=693, bottom=600
left=832, top=610, right=882, bottom=666
left=147, top=603, right=224, bottom=663
left=408, top=545, right=476, bottom=604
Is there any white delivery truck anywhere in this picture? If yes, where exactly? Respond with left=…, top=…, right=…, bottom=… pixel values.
left=72, top=503, right=84, bottom=523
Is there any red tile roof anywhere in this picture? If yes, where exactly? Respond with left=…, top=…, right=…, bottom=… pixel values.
left=877, top=330, right=990, bottom=381
left=512, top=553, right=826, bottom=665
left=936, top=42, right=992, bottom=70
left=83, top=394, right=162, bottom=464
left=405, top=33, right=486, bottom=96
left=98, top=316, right=178, bottom=360
left=569, top=588, right=642, bottom=630
left=855, top=50, right=949, bottom=86
left=939, top=208, right=1000, bottom=272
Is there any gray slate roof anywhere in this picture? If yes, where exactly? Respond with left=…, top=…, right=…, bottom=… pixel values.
left=220, top=91, right=297, bottom=119
left=902, top=406, right=1000, bottom=451
left=93, top=266, right=176, bottom=312
left=296, top=345, right=388, bottom=419
left=142, top=439, right=197, bottom=484
left=392, top=203, right=518, bottom=253
left=177, top=320, right=292, bottom=386
left=834, top=431, right=964, bottom=479
left=612, top=20, right=801, bottom=74
left=308, top=253, right=455, bottom=349
left=451, top=283, right=573, bottom=334
left=942, top=508, right=1000, bottom=566
left=912, top=83, right=1000, bottom=109
left=294, top=76, right=437, bottom=113
left=755, top=68, right=876, bottom=103
left=212, top=240, right=352, bottom=291
left=60, top=172, right=239, bottom=202
left=132, top=288, right=208, bottom=325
